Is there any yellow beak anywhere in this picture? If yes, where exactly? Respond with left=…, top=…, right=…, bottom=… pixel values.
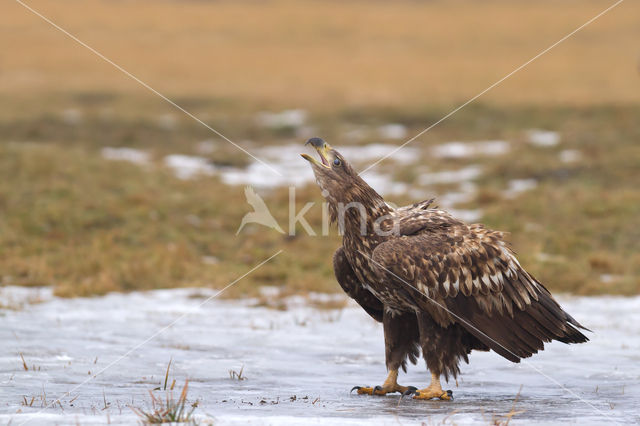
left=301, top=137, right=332, bottom=168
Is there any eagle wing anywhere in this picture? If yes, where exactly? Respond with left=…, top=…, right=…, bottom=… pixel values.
left=371, top=216, right=588, bottom=362
left=333, top=247, right=384, bottom=322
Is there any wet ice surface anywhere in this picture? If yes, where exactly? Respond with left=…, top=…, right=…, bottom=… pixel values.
left=1, top=287, right=639, bottom=425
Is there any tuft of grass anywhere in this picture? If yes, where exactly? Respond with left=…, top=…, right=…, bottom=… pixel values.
left=21, top=395, right=36, bottom=407
left=19, top=353, right=28, bottom=371
left=164, top=359, right=176, bottom=392
left=229, top=365, right=247, bottom=381
left=489, top=386, right=525, bottom=425
left=20, top=386, right=49, bottom=408
left=131, top=380, right=197, bottom=425
left=153, top=359, right=177, bottom=392
left=18, top=353, right=40, bottom=371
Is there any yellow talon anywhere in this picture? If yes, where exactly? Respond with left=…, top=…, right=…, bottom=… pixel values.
left=356, top=386, right=384, bottom=395
left=412, top=388, right=453, bottom=400
left=352, top=369, right=414, bottom=396
left=412, top=372, right=453, bottom=401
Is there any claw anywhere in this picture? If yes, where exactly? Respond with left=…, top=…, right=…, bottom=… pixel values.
left=350, top=386, right=361, bottom=394
left=400, top=386, right=418, bottom=400
left=412, top=388, right=453, bottom=401
left=373, top=385, right=383, bottom=395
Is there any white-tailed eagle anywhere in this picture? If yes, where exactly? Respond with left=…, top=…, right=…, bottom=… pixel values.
left=302, top=137, right=588, bottom=400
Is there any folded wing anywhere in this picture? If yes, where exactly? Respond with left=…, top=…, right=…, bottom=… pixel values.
left=371, top=217, right=588, bottom=363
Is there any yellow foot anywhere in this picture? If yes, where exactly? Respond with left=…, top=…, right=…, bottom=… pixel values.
left=351, top=384, right=417, bottom=396
left=410, top=387, right=453, bottom=401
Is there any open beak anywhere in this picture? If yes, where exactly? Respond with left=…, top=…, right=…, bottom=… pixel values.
left=301, top=137, right=332, bottom=168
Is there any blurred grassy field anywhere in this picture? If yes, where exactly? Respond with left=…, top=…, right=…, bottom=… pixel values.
left=1, top=101, right=638, bottom=298
left=2, top=0, right=639, bottom=107
left=0, top=0, right=639, bottom=298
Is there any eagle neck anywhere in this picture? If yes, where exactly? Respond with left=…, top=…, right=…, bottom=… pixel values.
left=337, top=187, right=394, bottom=252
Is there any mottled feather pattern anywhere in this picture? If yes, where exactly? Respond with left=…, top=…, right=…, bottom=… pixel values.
left=306, top=143, right=588, bottom=380
left=370, top=205, right=587, bottom=365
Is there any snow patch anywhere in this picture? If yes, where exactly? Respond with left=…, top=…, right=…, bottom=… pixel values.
left=448, top=208, right=483, bottom=223
left=164, top=154, right=215, bottom=179
left=600, top=274, right=622, bottom=284
left=201, top=256, right=220, bottom=265
left=336, top=143, right=419, bottom=165
left=195, top=139, right=217, bottom=155
left=431, top=140, right=510, bottom=159
left=100, top=147, right=150, bottom=165
left=219, top=144, right=314, bottom=188
left=559, top=149, right=582, bottom=163
left=257, top=109, right=307, bottom=129
left=102, top=142, right=421, bottom=197
left=359, top=171, right=409, bottom=196
left=377, top=123, right=408, bottom=139
left=418, top=165, right=483, bottom=185
left=527, top=129, right=560, bottom=147
left=219, top=143, right=419, bottom=196
left=503, top=178, right=537, bottom=199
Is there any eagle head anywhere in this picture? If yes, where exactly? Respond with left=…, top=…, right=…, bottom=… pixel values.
left=300, top=137, right=360, bottom=204
left=301, top=137, right=391, bottom=233
left=301, top=138, right=388, bottom=226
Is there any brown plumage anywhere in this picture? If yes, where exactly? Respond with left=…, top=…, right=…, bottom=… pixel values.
left=302, top=138, right=589, bottom=399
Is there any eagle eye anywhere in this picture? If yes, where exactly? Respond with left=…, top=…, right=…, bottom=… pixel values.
left=333, top=158, right=341, bottom=167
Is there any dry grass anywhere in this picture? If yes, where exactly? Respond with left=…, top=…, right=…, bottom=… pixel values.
left=130, top=360, right=199, bottom=424
left=488, top=386, right=525, bottom=425
left=0, top=1, right=638, bottom=298
left=0, top=102, right=638, bottom=297
left=131, top=380, right=198, bottom=425
left=228, top=365, right=247, bottom=381
left=0, top=136, right=340, bottom=298
left=1, top=0, right=639, bottom=109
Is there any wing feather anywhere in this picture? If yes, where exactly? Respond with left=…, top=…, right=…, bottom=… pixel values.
left=371, top=216, right=588, bottom=362
left=333, top=247, right=383, bottom=322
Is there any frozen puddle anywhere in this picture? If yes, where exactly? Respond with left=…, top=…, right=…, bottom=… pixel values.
left=1, top=287, right=639, bottom=425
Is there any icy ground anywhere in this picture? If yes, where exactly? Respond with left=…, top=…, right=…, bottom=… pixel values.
left=1, top=287, right=639, bottom=425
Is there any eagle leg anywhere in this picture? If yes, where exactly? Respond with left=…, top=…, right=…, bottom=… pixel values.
left=351, top=369, right=416, bottom=396
left=409, top=372, right=453, bottom=400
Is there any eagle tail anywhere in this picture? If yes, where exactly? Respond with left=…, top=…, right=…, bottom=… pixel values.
left=453, top=285, right=589, bottom=363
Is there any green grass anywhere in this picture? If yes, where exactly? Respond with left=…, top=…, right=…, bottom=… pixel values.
left=1, top=97, right=638, bottom=297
